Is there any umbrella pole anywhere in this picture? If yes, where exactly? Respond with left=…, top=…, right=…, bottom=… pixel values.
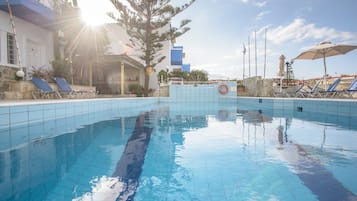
left=323, top=54, right=327, bottom=90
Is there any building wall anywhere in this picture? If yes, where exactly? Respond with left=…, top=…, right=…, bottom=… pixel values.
left=38, top=0, right=55, bottom=10
left=151, top=38, right=170, bottom=89
left=0, top=10, right=54, bottom=79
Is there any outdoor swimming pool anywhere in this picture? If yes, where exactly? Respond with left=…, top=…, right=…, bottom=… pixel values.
left=1, top=93, right=357, bottom=200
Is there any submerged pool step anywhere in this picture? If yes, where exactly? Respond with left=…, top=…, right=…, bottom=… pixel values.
left=288, top=144, right=357, bottom=201
left=112, top=112, right=154, bottom=200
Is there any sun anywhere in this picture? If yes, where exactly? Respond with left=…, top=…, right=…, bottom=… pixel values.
left=81, top=11, right=106, bottom=26
left=78, top=0, right=115, bottom=26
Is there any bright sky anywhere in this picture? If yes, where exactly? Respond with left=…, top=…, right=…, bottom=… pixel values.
left=79, top=0, right=357, bottom=80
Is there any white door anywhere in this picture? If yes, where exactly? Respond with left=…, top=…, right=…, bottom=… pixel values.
left=26, top=40, right=42, bottom=75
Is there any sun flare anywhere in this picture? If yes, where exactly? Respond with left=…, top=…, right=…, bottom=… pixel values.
left=78, top=0, right=114, bottom=26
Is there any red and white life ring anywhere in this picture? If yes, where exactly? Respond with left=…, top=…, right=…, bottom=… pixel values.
left=218, top=83, right=229, bottom=95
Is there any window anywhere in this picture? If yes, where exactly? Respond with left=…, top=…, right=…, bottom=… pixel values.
left=7, top=33, right=17, bottom=65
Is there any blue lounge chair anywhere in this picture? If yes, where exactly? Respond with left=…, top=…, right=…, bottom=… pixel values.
left=316, top=78, right=341, bottom=97
left=31, top=77, right=61, bottom=99
left=298, top=80, right=321, bottom=97
left=291, top=84, right=306, bottom=97
left=54, top=77, right=96, bottom=98
left=54, top=77, right=80, bottom=97
left=54, top=77, right=72, bottom=93
left=340, top=77, right=357, bottom=97
left=274, top=83, right=305, bottom=97
left=285, top=84, right=305, bottom=97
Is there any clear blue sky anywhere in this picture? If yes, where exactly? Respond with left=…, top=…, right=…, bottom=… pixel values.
left=172, top=0, right=357, bottom=79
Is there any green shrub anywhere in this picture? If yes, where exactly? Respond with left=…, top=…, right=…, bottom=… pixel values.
left=128, top=84, right=144, bottom=97
left=157, top=70, right=168, bottom=83
left=52, top=59, right=71, bottom=81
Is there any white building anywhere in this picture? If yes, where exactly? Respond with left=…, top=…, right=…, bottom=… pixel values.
left=0, top=1, right=171, bottom=95
left=0, top=0, right=56, bottom=79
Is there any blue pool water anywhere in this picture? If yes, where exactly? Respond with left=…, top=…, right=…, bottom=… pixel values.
left=1, top=101, right=357, bottom=201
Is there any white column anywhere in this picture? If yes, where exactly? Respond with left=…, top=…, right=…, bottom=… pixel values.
left=89, top=62, right=92, bottom=86
left=121, top=61, right=125, bottom=95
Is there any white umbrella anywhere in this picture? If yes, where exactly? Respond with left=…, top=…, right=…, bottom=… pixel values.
left=294, top=41, right=357, bottom=88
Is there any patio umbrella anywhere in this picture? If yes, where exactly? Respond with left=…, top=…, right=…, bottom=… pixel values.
left=293, top=41, right=357, bottom=88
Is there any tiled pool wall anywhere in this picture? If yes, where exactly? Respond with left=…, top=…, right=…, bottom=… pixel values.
left=0, top=98, right=160, bottom=149
left=236, top=97, right=357, bottom=130
left=236, top=97, right=357, bottom=116
left=169, top=82, right=237, bottom=103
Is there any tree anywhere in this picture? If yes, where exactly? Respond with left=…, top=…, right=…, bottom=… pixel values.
left=157, top=69, right=168, bottom=83
left=110, top=0, right=196, bottom=96
left=168, top=69, right=209, bottom=82
left=188, top=70, right=208, bottom=81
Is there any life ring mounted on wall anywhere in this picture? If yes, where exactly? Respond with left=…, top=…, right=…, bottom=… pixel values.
left=218, top=83, right=229, bottom=95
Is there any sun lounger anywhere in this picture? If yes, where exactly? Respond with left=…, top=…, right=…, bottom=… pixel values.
left=31, top=77, right=61, bottom=99
left=54, top=77, right=81, bottom=98
left=291, top=84, right=306, bottom=97
left=273, top=84, right=305, bottom=97
left=54, top=77, right=96, bottom=98
left=339, top=77, right=357, bottom=97
left=297, top=80, right=321, bottom=97
left=284, top=84, right=306, bottom=97
left=315, top=78, right=341, bottom=97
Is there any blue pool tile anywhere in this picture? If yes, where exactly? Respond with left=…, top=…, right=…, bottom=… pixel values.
left=43, top=109, right=56, bottom=120
left=10, top=105, right=28, bottom=113
left=10, top=112, right=28, bottom=125
left=28, top=104, right=43, bottom=112
left=337, top=104, right=351, bottom=116
left=336, top=116, right=352, bottom=129
left=43, top=104, right=54, bottom=110
left=55, top=108, right=66, bottom=118
left=55, top=103, right=66, bottom=109
left=0, top=125, right=9, bottom=132
left=65, top=105, right=75, bottom=116
left=0, top=114, right=9, bottom=126
left=0, top=130, right=10, bottom=150
left=28, top=110, right=43, bottom=123
left=349, top=107, right=357, bottom=117
left=10, top=125, right=29, bottom=146
left=43, top=120, right=56, bottom=135
left=29, top=123, right=44, bottom=139
left=0, top=106, right=10, bottom=114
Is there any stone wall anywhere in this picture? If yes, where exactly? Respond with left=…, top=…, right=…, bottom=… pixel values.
left=0, top=66, right=19, bottom=99
left=1, top=80, right=97, bottom=100
left=243, top=77, right=274, bottom=97
left=158, top=84, right=169, bottom=97
left=0, top=65, right=19, bottom=80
